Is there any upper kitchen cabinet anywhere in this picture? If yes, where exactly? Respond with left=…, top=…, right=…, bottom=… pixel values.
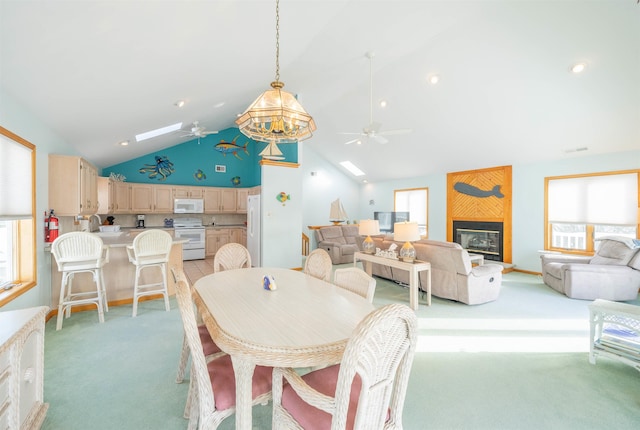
left=154, top=185, right=174, bottom=213
left=203, top=188, right=237, bottom=213
left=112, top=181, right=131, bottom=214
left=173, top=186, right=203, bottom=199
left=236, top=188, right=249, bottom=213
left=97, top=177, right=114, bottom=214
left=130, top=183, right=153, bottom=213
left=49, top=154, right=98, bottom=216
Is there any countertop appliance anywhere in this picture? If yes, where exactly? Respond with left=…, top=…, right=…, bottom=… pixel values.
left=246, top=194, right=261, bottom=266
left=174, top=198, right=204, bottom=214
left=173, top=217, right=205, bottom=260
left=136, top=214, right=145, bottom=229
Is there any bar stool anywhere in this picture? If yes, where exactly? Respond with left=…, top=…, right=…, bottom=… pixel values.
left=126, top=229, right=173, bottom=317
left=51, top=232, right=110, bottom=331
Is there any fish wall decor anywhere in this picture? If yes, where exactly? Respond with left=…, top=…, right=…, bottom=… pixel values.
left=454, top=182, right=504, bottom=198
left=214, top=136, right=249, bottom=160
left=194, top=169, right=206, bottom=181
left=139, top=155, right=175, bottom=181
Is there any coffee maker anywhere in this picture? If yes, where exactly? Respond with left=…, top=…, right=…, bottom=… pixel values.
left=136, top=214, right=145, bottom=229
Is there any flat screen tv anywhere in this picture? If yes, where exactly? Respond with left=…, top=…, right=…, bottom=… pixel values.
left=374, top=211, right=410, bottom=233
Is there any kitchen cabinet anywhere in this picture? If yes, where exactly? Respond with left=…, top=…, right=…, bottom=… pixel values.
left=48, top=154, right=98, bottom=215
left=205, top=229, right=230, bottom=257
left=0, top=306, right=49, bottom=429
left=204, top=188, right=237, bottom=213
left=154, top=185, right=174, bottom=213
left=230, top=228, right=245, bottom=246
left=112, top=181, right=131, bottom=214
left=130, top=183, right=153, bottom=213
left=236, top=189, right=249, bottom=213
left=174, top=186, right=203, bottom=199
left=97, top=177, right=114, bottom=214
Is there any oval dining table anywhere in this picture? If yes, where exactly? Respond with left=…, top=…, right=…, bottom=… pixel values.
left=193, top=267, right=375, bottom=430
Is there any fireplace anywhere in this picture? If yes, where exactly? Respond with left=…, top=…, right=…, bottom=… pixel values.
left=453, top=221, right=504, bottom=262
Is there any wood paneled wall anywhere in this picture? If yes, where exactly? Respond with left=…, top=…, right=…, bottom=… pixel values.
left=447, top=165, right=512, bottom=263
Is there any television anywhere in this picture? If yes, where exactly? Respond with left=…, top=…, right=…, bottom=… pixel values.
left=374, top=211, right=410, bottom=233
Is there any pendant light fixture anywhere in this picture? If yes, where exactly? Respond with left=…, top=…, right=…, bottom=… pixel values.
left=235, top=0, right=316, bottom=144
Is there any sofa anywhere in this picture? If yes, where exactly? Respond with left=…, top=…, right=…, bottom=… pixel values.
left=313, top=225, right=362, bottom=265
left=369, top=236, right=504, bottom=305
left=540, top=236, right=640, bottom=301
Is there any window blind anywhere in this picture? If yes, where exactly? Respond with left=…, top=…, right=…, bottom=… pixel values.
left=548, top=173, right=638, bottom=225
left=0, top=132, right=34, bottom=219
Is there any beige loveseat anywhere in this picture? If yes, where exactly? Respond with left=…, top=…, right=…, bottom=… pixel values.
left=313, top=225, right=362, bottom=265
left=370, top=236, right=504, bottom=305
left=540, top=237, right=640, bottom=301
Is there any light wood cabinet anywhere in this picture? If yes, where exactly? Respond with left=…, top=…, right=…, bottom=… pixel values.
left=112, top=182, right=131, bottom=214
left=48, top=155, right=98, bottom=215
left=174, top=186, right=203, bottom=199
left=236, top=188, right=249, bottom=213
left=0, top=306, right=48, bottom=429
left=154, top=185, right=174, bottom=213
left=130, top=183, right=153, bottom=213
left=97, top=177, right=114, bottom=214
left=203, top=188, right=222, bottom=214
left=230, top=228, right=246, bottom=246
left=206, top=229, right=230, bottom=257
left=204, top=188, right=237, bottom=213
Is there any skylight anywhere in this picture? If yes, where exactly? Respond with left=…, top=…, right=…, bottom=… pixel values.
left=135, top=122, right=183, bottom=142
left=340, top=161, right=365, bottom=176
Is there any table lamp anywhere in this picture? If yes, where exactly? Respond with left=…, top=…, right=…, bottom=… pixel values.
left=358, top=219, right=380, bottom=254
left=394, top=221, right=420, bottom=262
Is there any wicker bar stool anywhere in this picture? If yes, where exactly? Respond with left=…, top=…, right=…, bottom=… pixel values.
left=51, top=232, right=110, bottom=331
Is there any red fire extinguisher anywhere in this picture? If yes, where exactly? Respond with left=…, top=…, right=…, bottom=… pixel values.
left=44, top=211, right=50, bottom=242
left=47, top=209, right=59, bottom=243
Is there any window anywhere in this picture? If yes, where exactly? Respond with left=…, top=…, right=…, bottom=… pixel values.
left=0, top=126, right=36, bottom=305
left=545, top=170, right=639, bottom=254
left=394, top=188, right=428, bottom=237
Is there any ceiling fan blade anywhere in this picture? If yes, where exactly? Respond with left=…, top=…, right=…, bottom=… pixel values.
left=380, top=128, right=413, bottom=136
left=337, top=132, right=364, bottom=136
left=372, top=135, right=389, bottom=144
left=344, top=138, right=361, bottom=145
left=203, top=131, right=219, bottom=135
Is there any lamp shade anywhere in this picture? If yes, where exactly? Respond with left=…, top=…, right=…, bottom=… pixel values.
left=394, top=222, right=420, bottom=242
left=359, top=219, right=380, bottom=236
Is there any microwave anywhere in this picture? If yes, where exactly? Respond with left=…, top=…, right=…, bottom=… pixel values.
left=174, top=198, right=204, bottom=214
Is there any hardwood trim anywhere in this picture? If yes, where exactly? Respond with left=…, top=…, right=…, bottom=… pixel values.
left=259, top=160, right=300, bottom=168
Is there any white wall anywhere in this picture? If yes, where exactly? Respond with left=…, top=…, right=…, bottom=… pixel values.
left=0, top=89, right=78, bottom=310
left=351, top=150, right=640, bottom=273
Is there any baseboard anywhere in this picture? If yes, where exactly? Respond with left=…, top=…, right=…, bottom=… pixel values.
left=45, top=293, right=166, bottom=322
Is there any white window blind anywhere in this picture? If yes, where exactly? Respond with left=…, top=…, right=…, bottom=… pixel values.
left=0, top=132, right=34, bottom=219
left=548, top=173, right=638, bottom=225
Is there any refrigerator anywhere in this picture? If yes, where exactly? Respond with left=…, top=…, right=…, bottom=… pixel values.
left=247, top=194, right=261, bottom=267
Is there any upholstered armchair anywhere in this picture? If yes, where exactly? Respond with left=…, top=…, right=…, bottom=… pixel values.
left=313, top=225, right=362, bottom=265
left=540, top=237, right=640, bottom=301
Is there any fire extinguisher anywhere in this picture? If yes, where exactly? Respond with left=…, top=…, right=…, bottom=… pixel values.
left=44, top=211, right=50, bottom=243
left=47, top=209, right=59, bottom=243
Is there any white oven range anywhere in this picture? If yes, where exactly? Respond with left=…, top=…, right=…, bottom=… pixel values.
left=173, top=217, right=205, bottom=260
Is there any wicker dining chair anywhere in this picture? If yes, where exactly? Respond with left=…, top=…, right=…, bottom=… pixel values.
left=272, top=303, right=418, bottom=430
left=303, top=248, right=333, bottom=282
left=51, top=232, right=110, bottom=330
left=333, top=267, right=377, bottom=303
left=173, top=269, right=272, bottom=430
left=126, top=229, right=173, bottom=317
left=213, top=243, right=252, bottom=272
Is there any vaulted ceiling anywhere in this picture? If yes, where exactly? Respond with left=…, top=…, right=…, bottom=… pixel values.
left=2, top=0, right=638, bottom=183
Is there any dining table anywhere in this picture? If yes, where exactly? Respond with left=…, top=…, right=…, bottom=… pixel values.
left=193, top=267, right=376, bottom=430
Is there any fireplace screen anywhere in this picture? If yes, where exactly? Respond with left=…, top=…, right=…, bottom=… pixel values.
left=453, top=221, right=504, bottom=261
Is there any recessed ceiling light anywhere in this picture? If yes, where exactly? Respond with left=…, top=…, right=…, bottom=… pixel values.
left=427, top=74, right=439, bottom=84
left=570, top=63, right=586, bottom=74
left=379, top=100, right=387, bottom=108
left=135, top=122, right=183, bottom=142
left=118, top=140, right=129, bottom=146
left=340, top=161, right=365, bottom=176
left=174, top=100, right=185, bottom=108
left=356, top=140, right=363, bottom=145
left=213, top=101, right=226, bottom=109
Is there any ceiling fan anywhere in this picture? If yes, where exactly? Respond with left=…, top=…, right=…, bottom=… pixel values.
left=339, top=52, right=412, bottom=145
left=181, top=121, right=218, bottom=142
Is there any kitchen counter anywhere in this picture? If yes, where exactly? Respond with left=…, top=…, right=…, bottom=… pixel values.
left=205, top=224, right=246, bottom=229
left=50, top=231, right=186, bottom=310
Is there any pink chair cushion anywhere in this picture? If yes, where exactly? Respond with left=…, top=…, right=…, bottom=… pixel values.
left=281, top=364, right=362, bottom=430
left=198, top=324, right=222, bottom=356
left=208, top=355, right=272, bottom=411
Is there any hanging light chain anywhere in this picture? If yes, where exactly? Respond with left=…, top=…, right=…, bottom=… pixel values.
left=274, top=0, right=281, bottom=83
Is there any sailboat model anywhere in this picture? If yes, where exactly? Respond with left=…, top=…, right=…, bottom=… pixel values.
left=259, top=141, right=285, bottom=160
left=329, top=198, right=348, bottom=225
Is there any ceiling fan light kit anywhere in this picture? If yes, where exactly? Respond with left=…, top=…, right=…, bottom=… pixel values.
left=235, top=0, right=316, bottom=144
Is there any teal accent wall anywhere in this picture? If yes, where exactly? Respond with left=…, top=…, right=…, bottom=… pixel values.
left=102, top=127, right=298, bottom=188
